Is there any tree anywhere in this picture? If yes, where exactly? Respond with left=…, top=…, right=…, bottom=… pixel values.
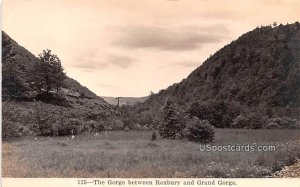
left=158, top=100, right=184, bottom=139
left=31, top=49, right=66, bottom=95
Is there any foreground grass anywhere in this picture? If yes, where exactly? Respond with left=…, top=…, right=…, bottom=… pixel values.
left=2, top=129, right=300, bottom=177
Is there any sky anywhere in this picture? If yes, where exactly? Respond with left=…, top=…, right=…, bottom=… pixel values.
left=3, top=0, right=300, bottom=97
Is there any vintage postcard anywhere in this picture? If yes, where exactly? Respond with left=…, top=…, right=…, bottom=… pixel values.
left=1, top=0, right=300, bottom=186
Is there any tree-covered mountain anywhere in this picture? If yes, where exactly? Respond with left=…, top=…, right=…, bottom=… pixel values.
left=126, top=23, right=300, bottom=129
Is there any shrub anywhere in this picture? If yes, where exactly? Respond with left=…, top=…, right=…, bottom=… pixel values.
left=247, top=112, right=267, bottom=129
left=133, top=123, right=142, bottom=130
left=32, top=116, right=56, bottom=136
left=2, top=102, right=22, bottom=140
left=86, top=120, right=105, bottom=132
left=33, top=116, right=81, bottom=136
left=232, top=115, right=249, bottom=128
left=232, top=112, right=267, bottom=129
left=265, top=121, right=280, bottom=129
left=35, top=92, right=70, bottom=107
left=57, top=118, right=81, bottom=136
left=184, top=117, right=215, bottom=143
left=266, top=117, right=298, bottom=129
left=106, top=118, right=124, bottom=130
left=151, top=131, right=158, bottom=141
left=2, top=121, right=20, bottom=140
left=124, top=126, right=130, bottom=132
left=187, top=100, right=240, bottom=128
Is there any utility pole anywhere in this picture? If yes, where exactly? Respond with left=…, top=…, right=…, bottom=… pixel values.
left=116, top=97, right=122, bottom=109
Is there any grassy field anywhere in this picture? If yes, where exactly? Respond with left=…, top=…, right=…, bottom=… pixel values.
left=2, top=129, right=300, bottom=178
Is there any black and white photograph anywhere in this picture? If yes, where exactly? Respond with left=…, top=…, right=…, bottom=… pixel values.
left=1, top=0, right=300, bottom=183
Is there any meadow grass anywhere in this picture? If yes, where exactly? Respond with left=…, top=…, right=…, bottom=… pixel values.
left=2, top=129, right=300, bottom=177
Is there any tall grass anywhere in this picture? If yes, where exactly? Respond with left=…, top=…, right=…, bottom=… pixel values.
left=2, top=129, right=300, bottom=177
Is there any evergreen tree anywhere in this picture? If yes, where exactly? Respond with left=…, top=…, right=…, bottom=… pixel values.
left=158, top=100, right=184, bottom=138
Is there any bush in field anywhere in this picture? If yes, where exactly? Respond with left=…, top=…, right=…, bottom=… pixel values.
left=151, top=131, right=158, bottom=141
left=184, top=117, right=215, bottom=143
left=124, top=126, right=130, bottom=131
left=133, top=123, right=143, bottom=130
left=106, top=118, right=124, bottom=130
left=187, top=100, right=240, bottom=128
left=266, top=117, right=298, bottom=129
left=55, top=118, right=81, bottom=136
left=32, top=103, right=81, bottom=136
left=232, top=115, right=249, bottom=128
left=86, top=120, right=105, bottom=132
left=158, top=100, right=185, bottom=139
left=32, top=111, right=55, bottom=136
left=232, top=112, right=267, bottom=129
left=2, top=121, right=20, bottom=140
left=247, top=112, right=267, bottom=129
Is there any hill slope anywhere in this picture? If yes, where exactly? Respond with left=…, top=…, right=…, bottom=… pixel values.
left=144, top=23, right=300, bottom=121
left=2, top=31, right=120, bottom=138
left=2, top=31, right=102, bottom=100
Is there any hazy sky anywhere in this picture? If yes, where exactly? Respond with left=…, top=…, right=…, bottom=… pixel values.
left=3, top=0, right=300, bottom=97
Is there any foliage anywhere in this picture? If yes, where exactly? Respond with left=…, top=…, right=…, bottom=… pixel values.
left=266, top=117, right=298, bottom=129
left=151, top=131, right=158, bottom=141
left=2, top=102, right=23, bottom=140
left=133, top=23, right=300, bottom=126
left=2, top=121, right=21, bottom=140
left=35, top=91, right=71, bottom=107
left=187, top=100, right=240, bottom=128
left=158, top=100, right=185, bottom=139
left=2, top=62, right=26, bottom=100
left=184, top=117, right=215, bottom=143
left=232, top=112, right=267, bottom=129
left=30, top=49, right=66, bottom=95
left=119, top=104, right=157, bottom=130
left=232, top=115, right=249, bottom=128
left=105, top=118, right=124, bottom=131
left=32, top=103, right=80, bottom=136
left=85, top=120, right=105, bottom=132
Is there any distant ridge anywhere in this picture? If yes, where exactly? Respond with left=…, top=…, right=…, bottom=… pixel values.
left=101, top=96, right=148, bottom=106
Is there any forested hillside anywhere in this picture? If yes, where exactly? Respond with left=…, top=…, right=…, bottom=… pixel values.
left=122, top=23, right=300, bottom=129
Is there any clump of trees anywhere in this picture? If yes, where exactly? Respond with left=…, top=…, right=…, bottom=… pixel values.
left=157, top=100, right=215, bottom=143
left=30, top=49, right=67, bottom=97
left=231, top=112, right=267, bottom=129
left=187, top=100, right=240, bottom=128
left=3, top=49, right=67, bottom=102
